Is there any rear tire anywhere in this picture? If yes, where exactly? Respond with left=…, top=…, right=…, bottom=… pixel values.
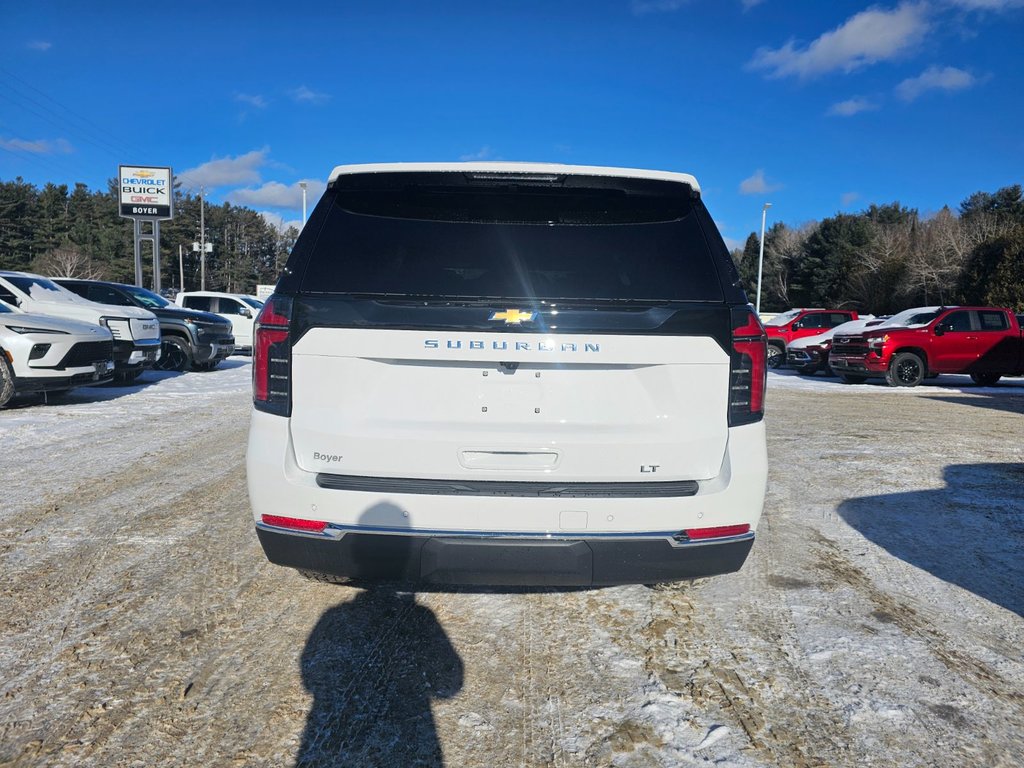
left=766, top=343, right=785, bottom=369
left=156, top=337, right=192, bottom=372
left=970, top=372, right=1002, bottom=386
left=0, top=355, right=15, bottom=408
left=839, top=373, right=868, bottom=384
left=885, top=352, right=925, bottom=387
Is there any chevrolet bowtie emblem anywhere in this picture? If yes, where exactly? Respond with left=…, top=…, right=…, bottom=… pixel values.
left=489, top=309, right=537, bottom=325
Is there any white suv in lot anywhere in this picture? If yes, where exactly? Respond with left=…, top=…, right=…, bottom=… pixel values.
left=175, top=291, right=262, bottom=352
left=246, top=162, right=768, bottom=587
left=0, top=271, right=161, bottom=382
left=0, top=300, right=116, bottom=406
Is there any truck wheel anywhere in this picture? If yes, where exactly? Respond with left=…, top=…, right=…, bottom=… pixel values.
left=766, top=344, right=784, bottom=369
left=886, top=352, right=925, bottom=387
left=0, top=355, right=15, bottom=408
left=970, top=373, right=1001, bottom=386
left=839, top=373, right=867, bottom=384
left=156, top=337, right=192, bottom=372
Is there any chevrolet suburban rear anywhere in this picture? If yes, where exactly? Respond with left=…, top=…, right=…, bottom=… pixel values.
left=246, top=162, right=768, bottom=586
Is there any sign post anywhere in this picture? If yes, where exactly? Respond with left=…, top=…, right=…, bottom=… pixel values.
left=118, top=165, right=174, bottom=292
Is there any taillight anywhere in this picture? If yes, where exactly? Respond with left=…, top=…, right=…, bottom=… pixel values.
left=261, top=514, right=327, bottom=533
left=253, top=295, right=293, bottom=416
left=729, top=306, right=767, bottom=426
left=683, top=524, right=751, bottom=540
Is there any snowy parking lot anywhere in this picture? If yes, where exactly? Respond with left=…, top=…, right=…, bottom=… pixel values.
left=1, top=364, right=1022, bottom=767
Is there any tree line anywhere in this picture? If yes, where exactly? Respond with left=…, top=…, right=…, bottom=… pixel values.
left=0, top=177, right=299, bottom=293
left=735, top=184, right=1024, bottom=313
left=2, top=175, right=1021, bottom=311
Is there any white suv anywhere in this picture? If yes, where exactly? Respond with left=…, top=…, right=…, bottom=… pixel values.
left=0, top=300, right=115, bottom=406
left=246, top=162, right=768, bottom=586
left=0, top=271, right=161, bottom=382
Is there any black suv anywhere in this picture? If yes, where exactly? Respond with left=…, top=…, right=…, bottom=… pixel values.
left=56, top=279, right=235, bottom=372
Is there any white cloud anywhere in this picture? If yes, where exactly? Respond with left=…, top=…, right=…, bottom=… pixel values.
left=0, top=136, right=72, bottom=154
left=896, top=65, right=978, bottom=100
left=631, top=0, right=689, bottom=13
left=749, top=2, right=930, bottom=79
left=234, top=93, right=267, bottom=109
left=259, top=211, right=304, bottom=233
left=228, top=179, right=326, bottom=209
left=459, top=145, right=499, bottom=161
left=739, top=169, right=783, bottom=195
left=289, top=85, right=330, bottom=104
left=827, top=97, right=879, bottom=116
left=841, top=192, right=860, bottom=206
left=742, top=0, right=766, bottom=9
left=947, top=0, right=1024, bottom=8
left=178, top=148, right=269, bottom=189
left=26, top=41, right=52, bottom=51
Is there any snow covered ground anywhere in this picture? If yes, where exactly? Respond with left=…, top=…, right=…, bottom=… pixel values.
left=1, top=361, right=1022, bottom=767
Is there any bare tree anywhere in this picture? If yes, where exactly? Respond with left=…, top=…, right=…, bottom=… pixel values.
left=30, top=244, right=105, bottom=280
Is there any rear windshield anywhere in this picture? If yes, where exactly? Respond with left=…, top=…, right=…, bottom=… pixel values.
left=299, top=184, right=724, bottom=302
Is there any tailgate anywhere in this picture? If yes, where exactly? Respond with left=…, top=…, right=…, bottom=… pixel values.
left=288, top=328, right=730, bottom=482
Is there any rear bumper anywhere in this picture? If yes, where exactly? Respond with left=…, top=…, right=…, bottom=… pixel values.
left=247, top=410, right=767, bottom=586
left=255, top=525, right=754, bottom=586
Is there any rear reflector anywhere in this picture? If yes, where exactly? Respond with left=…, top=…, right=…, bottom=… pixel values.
left=261, top=514, right=327, bottom=533
left=683, top=524, right=751, bottom=540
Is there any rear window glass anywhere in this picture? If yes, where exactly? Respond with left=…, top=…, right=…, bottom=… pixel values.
left=299, top=186, right=724, bottom=302
left=978, top=310, right=1008, bottom=330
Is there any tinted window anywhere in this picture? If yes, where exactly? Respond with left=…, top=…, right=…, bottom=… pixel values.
left=88, top=285, right=133, bottom=306
left=121, top=285, right=169, bottom=309
left=0, top=284, right=20, bottom=305
left=300, top=186, right=724, bottom=302
left=217, top=298, right=244, bottom=315
left=0, top=300, right=13, bottom=313
left=943, top=311, right=972, bottom=332
left=978, top=310, right=1008, bottom=331
left=183, top=296, right=213, bottom=311
left=801, top=314, right=827, bottom=329
left=239, top=297, right=264, bottom=309
left=828, top=313, right=851, bottom=327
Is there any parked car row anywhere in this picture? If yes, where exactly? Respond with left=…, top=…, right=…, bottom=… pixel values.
left=0, top=270, right=264, bottom=408
left=774, top=305, right=1024, bottom=387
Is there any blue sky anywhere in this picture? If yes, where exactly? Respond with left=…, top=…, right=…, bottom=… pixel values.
left=2, top=0, right=1022, bottom=248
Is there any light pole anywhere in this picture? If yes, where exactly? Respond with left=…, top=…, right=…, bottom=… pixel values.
left=299, top=181, right=308, bottom=226
left=755, top=202, right=772, bottom=316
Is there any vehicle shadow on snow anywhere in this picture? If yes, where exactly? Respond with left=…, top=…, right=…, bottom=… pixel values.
left=295, top=520, right=464, bottom=768
left=923, top=393, right=1024, bottom=416
left=838, top=463, right=1024, bottom=617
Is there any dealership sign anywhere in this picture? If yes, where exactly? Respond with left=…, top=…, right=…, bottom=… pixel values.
left=119, top=165, right=174, bottom=219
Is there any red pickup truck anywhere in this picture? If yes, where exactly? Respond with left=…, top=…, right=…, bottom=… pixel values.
left=829, top=306, right=1024, bottom=386
left=763, top=308, right=859, bottom=368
